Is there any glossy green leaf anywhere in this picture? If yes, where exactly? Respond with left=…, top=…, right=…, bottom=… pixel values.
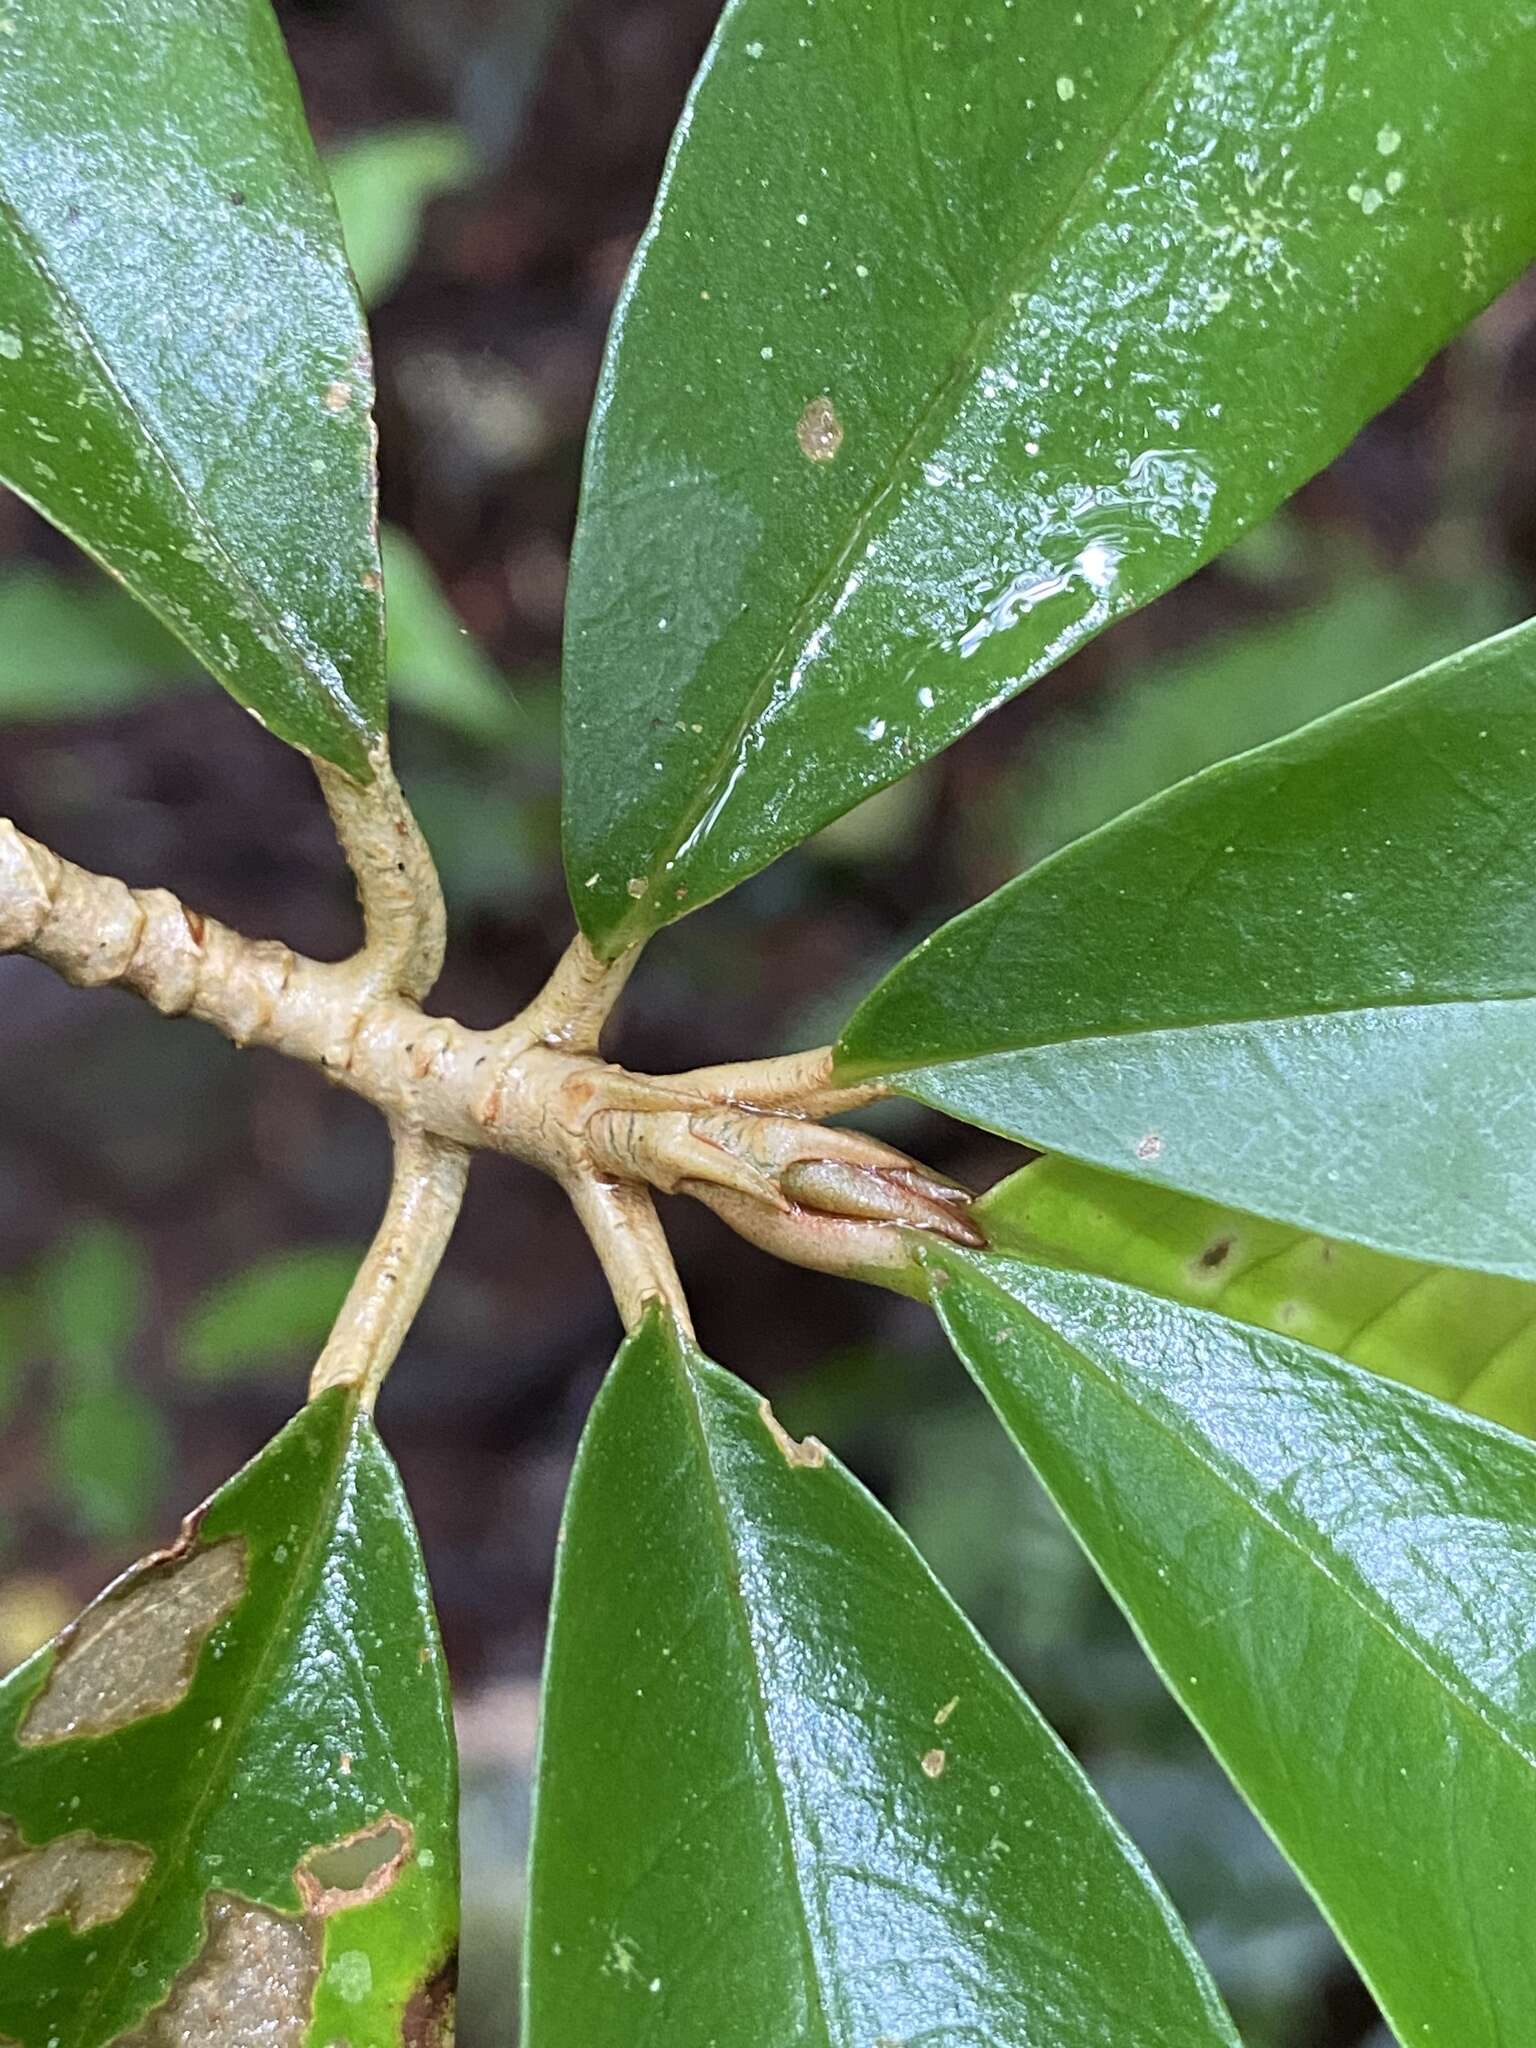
left=934, top=1248, right=1536, bottom=2048
left=561, top=0, right=1536, bottom=951
left=0, top=1389, right=457, bottom=2044
left=0, top=2, right=385, bottom=771
left=982, top=1154, right=1536, bottom=1438
left=843, top=617, right=1536, bottom=1274
left=524, top=1311, right=1238, bottom=2048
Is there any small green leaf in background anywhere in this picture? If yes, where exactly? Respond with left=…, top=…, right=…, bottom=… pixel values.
left=0, top=1388, right=458, bottom=2045
left=981, top=1154, right=1536, bottom=1438
left=1006, top=558, right=1520, bottom=870
left=0, top=570, right=203, bottom=723
left=380, top=527, right=520, bottom=747
left=931, top=1250, right=1536, bottom=2048
left=37, top=1224, right=167, bottom=1546
left=524, top=1312, right=1239, bottom=2048
left=560, top=0, right=1536, bottom=951
left=325, top=124, right=478, bottom=307
left=0, top=525, right=516, bottom=751
left=0, top=0, right=384, bottom=770
left=178, top=1245, right=366, bottom=1384
left=842, top=616, right=1536, bottom=1276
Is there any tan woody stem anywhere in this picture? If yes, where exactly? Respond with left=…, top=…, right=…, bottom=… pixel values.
left=0, top=802, right=980, bottom=1337
left=309, top=1124, right=472, bottom=1408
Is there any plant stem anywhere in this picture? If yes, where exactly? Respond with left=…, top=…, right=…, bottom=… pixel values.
left=309, top=1123, right=471, bottom=1409
left=0, top=811, right=979, bottom=1322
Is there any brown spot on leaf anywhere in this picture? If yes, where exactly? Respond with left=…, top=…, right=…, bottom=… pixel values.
left=1197, top=1237, right=1233, bottom=1270
left=181, top=906, right=206, bottom=948
left=758, top=1398, right=826, bottom=1470
left=796, top=395, right=843, bottom=462
left=295, top=1814, right=413, bottom=1917
left=403, top=1955, right=458, bottom=2047
left=113, top=1894, right=319, bottom=2046
left=920, top=1748, right=947, bottom=1778
left=360, top=568, right=383, bottom=594
left=0, top=1815, right=152, bottom=1945
left=325, top=380, right=353, bottom=412
left=1134, top=1133, right=1164, bottom=1161
left=19, top=1535, right=246, bottom=1746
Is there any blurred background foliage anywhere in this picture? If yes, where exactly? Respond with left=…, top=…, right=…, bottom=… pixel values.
left=0, top=3, right=1531, bottom=2041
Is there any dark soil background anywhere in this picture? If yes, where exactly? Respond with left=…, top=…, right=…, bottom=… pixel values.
left=1, top=3, right=1533, bottom=2041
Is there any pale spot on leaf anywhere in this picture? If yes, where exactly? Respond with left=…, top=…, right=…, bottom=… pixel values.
left=19, top=1535, right=247, bottom=1746
left=796, top=395, right=843, bottom=463
left=0, top=1816, right=152, bottom=1945
left=295, top=1814, right=413, bottom=1916
left=920, top=1748, right=947, bottom=1778
left=113, top=1895, right=318, bottom=2046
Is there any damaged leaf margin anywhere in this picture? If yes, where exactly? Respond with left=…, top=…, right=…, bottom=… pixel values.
left=0, top=1391, right=458, bottom=2047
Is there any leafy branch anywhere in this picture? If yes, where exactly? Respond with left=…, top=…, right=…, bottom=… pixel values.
left=0, top=760, right=976, bottom=1369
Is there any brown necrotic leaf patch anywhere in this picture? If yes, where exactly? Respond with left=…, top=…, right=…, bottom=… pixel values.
left=19, top=1534, right=247, bottom=1746
left=403, top=1955, right=457, bottom=2047
left=0, top=1816, right=153, bottom=1945
left=796, top=394, right=843, bottom=462
left=112, top=1894, right=320, bottom=2046
left=295, top=1813, right=413, bottom=1916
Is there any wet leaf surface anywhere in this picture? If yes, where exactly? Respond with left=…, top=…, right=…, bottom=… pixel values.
left=0, top=1, right=384, bottom=770
left=934, top=1248, right=1536, bottom=2048
left=523, top=1312, right=1238, bottom=2048
left=561, top=0, right=1536, bottom=950
left=842, top=618, right=1536, bottom=1275
left=0, top=1390, right=457, bottom=2046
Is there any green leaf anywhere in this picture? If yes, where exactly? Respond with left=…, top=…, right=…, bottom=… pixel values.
left=326, top=125, right=478, bottom=309
left=0, top=526, right=515, bottom=747
left=524, top=1311, right=1238, bottom=2048
left=0, top=1, right=385, bottom=771
left=0, top=1389, right=458, bottom=2044
left=178, top=1246, right=366, bottom=1384
left=37, top=1223, right=148, bottom=1389
left=982, top=1153, right=1536, bottom=1437
left=842, top=616, right=1536, bottom=1275
left=379, top=528, right=520, bottom=747
left=0, top=568, right=191, bottom=720
left=1009, top=564, right=1520, bottom=869
left=931, top=1248, right=1536, bottom=2048
left=560, top=0, right=1536, bottom=953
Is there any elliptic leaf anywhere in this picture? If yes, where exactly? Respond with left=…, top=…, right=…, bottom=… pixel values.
left=842, top=618, right=1536, bottom=1275
left=561, top=0, right=1536, bottom=949
left=0, top=1389, right=458, bottom=2045
left=0, top=1, right=385, bottom=770
left=933, top=1249, right=1536, bottom=2048
left=523, top=1312, right=1238, bottom=2048
left=982, top=1154, right=1536, bottom=1437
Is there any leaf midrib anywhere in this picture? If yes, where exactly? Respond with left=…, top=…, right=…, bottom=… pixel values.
left=948, top=1258, right=1536, bottom=1780
left=856, top=983, right=1536, bottom=1081
left=673, top=1347, right=838, bottom=2048
left=608, top=0, right=1230, bottom=930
